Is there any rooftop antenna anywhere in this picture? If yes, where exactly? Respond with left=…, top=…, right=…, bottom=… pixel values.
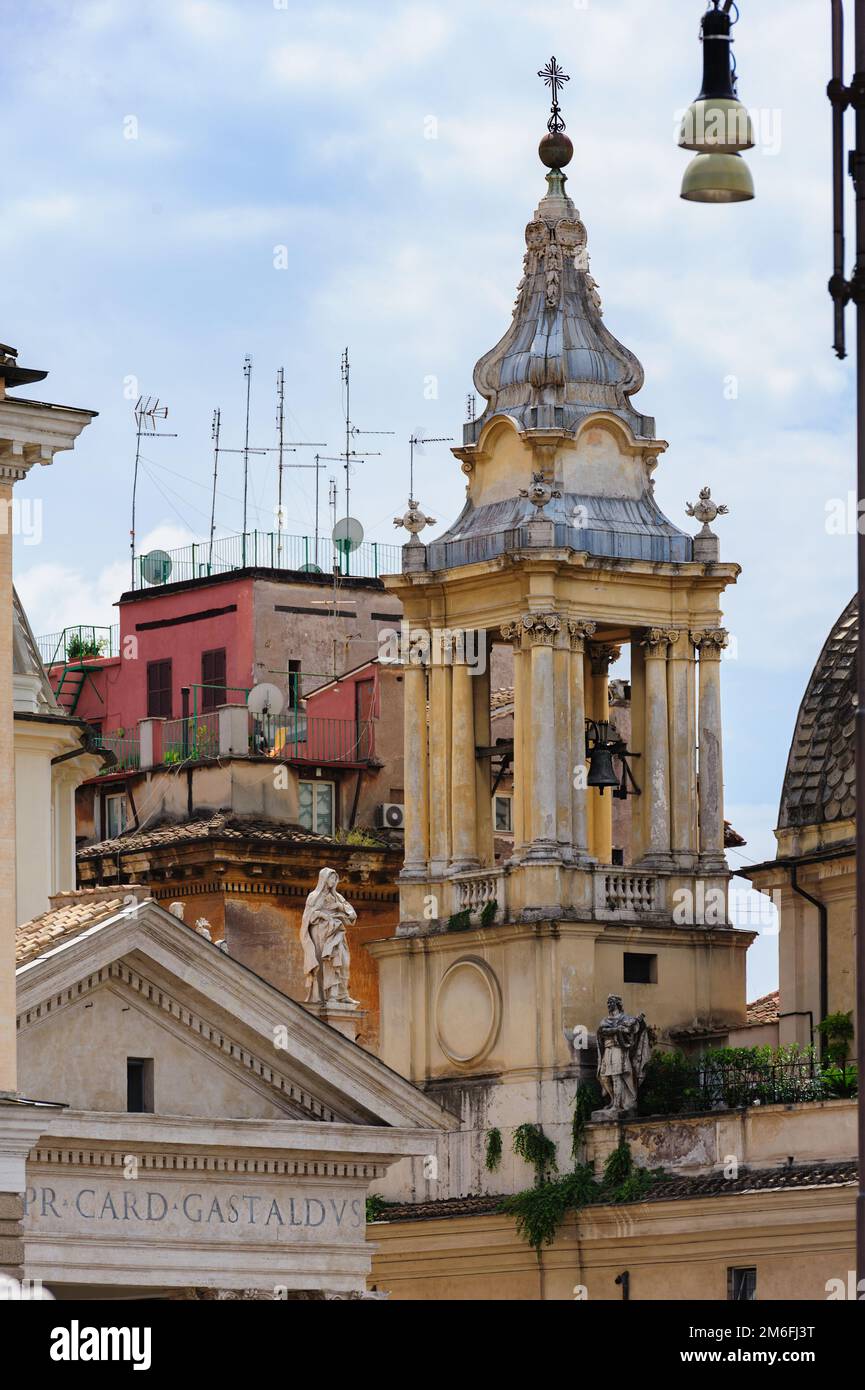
left=131, top=395, right=177, bottom=587
left=241, top=355, right=253, bottom=536
left=273, top=366, right=326, bottom=565
left=466, top=393, right=476, bottom=422
left=408, top=431, right=453, bottom=499
left=338, top=346, right=394, bottom=530
left=208, top=407, right=221, bottom=574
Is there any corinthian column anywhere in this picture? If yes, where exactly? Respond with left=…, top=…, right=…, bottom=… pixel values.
left=500, top=622, right=526, bottom=862
left=450, top=653, right=479, bottom=871
left=667, top=631, right=698, bottom=868
left=427, top=656, right=452, bottom=876
left=692, top=628, right=728, bottom=871
left=523, top=612, right=561, bottom=861
left=640, top=628, right=677, bottom=869
left=568, top=620, right=596, bottom=864
left=401, top=652, right=429, bottom=880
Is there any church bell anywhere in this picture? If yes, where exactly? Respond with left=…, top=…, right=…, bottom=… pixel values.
left=585, top=720, right=622, bottom=795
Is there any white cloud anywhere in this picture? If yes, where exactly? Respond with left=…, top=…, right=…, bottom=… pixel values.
left=15, top=522, right=194, bottom=638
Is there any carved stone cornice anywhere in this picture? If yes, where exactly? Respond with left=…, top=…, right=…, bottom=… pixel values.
left=0, top=461, right=29, bottom=485
left=588, top=641, right=622, bottom=674
left=691, top=627, right=728, bottom=655
left=642, top=627, right=680, bottom=656
left=567, top=618, right=597, bottom=653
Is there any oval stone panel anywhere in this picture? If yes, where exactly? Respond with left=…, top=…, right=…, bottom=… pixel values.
left=434, top=958, right=501, bottom=1065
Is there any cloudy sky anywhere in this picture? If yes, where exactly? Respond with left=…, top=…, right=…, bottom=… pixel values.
left=4, top=0, right=853, bottom=996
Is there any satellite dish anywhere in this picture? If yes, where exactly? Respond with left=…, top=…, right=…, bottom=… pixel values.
left=299, top=562, right=323, bottom=573
left=332, top=517, right=364, bottom=554
left=139, top=550, right=172, bottom=586
left=247, top=683, right=285, bottom=718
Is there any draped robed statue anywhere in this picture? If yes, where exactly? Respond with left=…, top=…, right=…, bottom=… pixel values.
left=300, top=868, right=358, bottom=1007
left=594, top=994, right=652, bottom=1119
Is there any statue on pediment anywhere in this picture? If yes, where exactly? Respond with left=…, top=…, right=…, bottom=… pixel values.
left=300, top=868, right=358, bottom=1008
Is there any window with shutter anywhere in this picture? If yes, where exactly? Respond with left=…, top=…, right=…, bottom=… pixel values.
left=201, top=648, right=227, bottom=711
left=146, top=660, right=172, bottom=719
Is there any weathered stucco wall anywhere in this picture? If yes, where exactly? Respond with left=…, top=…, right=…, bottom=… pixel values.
left=369, top=1183, right=855, bottom=1301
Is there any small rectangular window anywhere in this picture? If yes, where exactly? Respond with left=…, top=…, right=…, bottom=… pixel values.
left=105, top=792, right=127, bottom=840
left=728, top=1267, right=757, bottom=1302
left=287, top=659, right=302, bottom=708
left=146, top=660, right=172, bottom=719
left=127, top=1058, right=154, bottom=1114
left=201, top=648, right=227, bottom=712
left=494, top=795, right=513, bottom=832
left=299, top=780, right=335, bottom=836
left=623, top=953, right=657, bottom=985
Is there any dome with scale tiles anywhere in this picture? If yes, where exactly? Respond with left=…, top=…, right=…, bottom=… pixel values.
left=779, top=597, right=857, bottom=829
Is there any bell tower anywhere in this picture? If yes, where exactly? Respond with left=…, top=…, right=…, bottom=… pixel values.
left=370, top=64, right=750, bottom=1108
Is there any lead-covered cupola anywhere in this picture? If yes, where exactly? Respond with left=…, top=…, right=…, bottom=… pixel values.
left=429, top=59, right=691, bottom=572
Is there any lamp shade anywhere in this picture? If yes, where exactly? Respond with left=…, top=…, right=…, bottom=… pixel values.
left=679, top=96, right=754, bottom=154
left=680, top=151, right=755, bottom=204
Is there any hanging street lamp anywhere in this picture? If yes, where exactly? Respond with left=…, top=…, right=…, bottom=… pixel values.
left=679, top=1, right=755, bottom=202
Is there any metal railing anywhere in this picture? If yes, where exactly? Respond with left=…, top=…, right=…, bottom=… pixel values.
left=639, top=1056, right=835, bottom=1117
left=252, top=713, right=373, bottom=764
left=132, top=530, right=402, bottom=588
left=162, top=714, right=220, bottom=763
left=91, top=732, right=140, bottom=772
left=37, top=625, right=120, bottom=667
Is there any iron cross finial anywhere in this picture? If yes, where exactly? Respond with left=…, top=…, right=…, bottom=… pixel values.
left=538, top=56, right=570, bottom=133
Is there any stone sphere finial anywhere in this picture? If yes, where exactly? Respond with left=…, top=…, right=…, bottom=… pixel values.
left=519, top=470, right=562, bottom=513
left=394, top=498, right=436, bottom=537
left=539, top=130, right=573, bottom=169
left=685, top=485, right=729, bottom=538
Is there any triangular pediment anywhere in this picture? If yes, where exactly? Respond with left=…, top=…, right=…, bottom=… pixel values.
left=16, top=900, right=455, bottom=1133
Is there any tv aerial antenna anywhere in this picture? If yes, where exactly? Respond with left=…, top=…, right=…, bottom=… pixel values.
left=334, top=347, right=394, bottom=527
left=210, top=357, right=324, bottom=566
left=208, top=408, right=221, bottom=573
left=130, top=395, right=177, bottom=587
left=408, top=430, right=453, bottom=499
left=273, top=366, right=326, bottom=565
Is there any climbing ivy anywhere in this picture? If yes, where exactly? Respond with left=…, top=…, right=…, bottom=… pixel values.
left=485, top=1127, right=503, bottom=1172
left=512, top=1123, right=558, bottom=1183
left=503, top=1139, right=667, bottom=1250
left=479, top=898, right=498, bottom=928
left=365, top=1194, right=393, bottom=1223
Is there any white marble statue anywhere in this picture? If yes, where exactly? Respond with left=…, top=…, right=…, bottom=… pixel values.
left=300, top=868, right=358, bottom=1008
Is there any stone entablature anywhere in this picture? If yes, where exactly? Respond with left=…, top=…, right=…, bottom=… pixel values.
left=22, top=1113, right=434, bottom=1295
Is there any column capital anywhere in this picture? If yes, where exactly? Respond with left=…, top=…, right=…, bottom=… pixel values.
left=588, top=640, right=622, bottom=674
left=502, top=612, right=563, bottom=647
left=691, top=627, right=728, bottom=655
left=566, top=618, right=597, bottom=653
left=642, top=627, right=680, bottom=655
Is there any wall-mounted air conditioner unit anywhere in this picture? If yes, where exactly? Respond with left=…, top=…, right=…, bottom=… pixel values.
left=375, top=803, right=405, bottom=830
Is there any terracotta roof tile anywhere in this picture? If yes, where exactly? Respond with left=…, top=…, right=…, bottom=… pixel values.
left=16, top=889, right=143, bottom=965
left=746, top=989, right=780, bottom=1025
left=376, top=1162, right=857, bottom=1223
left=77, top=812, right=390, bottom=859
